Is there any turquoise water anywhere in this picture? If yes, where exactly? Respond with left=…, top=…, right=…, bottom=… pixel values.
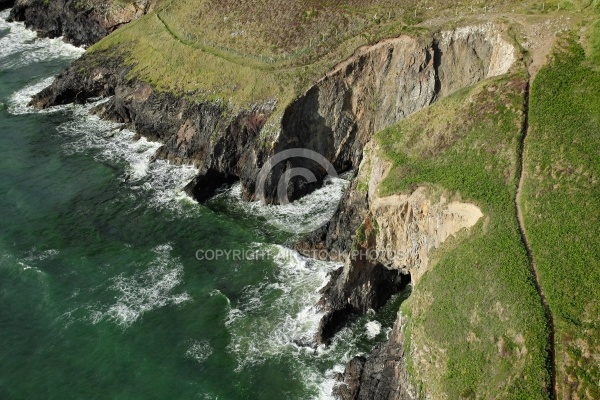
left=0, top=11, right=409, bottom=399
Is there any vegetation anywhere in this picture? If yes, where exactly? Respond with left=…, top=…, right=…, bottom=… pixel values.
left=158, top=0, right=595, bottom=65
left=524, top=29, right=600, bottom=399
left=87, top=0, right=592, bottom=109
left=89, top=15, right=298, bottom=107
left=377, top=70, right=552, bottom=398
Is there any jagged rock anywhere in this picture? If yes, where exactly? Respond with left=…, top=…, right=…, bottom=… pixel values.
left=334, top=356, right=366, bottom=399
left=298, top=24, right=514, bottom=256
left=335, top=316, right=417, bottom=400
left=316, top=259, right=410, bottom=344
left=8, top=0, right=153, bottom=46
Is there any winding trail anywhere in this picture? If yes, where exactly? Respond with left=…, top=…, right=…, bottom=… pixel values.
left=515, top=80, right=557, bottom=400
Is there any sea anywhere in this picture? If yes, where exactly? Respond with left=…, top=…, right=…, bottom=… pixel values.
left=0, top=10, right=409, bottom=399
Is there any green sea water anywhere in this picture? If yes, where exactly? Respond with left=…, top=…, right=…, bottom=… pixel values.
left=0, top=11, right=410, bottom=399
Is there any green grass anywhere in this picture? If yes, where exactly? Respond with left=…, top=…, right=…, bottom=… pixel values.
left=524, top=30, right=600, bottom=399
left=585, top=18, right=600, bottom=64
left=377, top=70, right=551, bottom=398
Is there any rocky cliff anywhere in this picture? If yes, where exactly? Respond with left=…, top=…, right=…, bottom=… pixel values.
left=31, top=23, right=516, bottom=399
left=312, top=141, right=485, bottom=343
left=32, top=24, right=515, bottom=206
left=296, top=25, right=514, bottom=258
left=316, top=142, right=486, bottom=399
left=7, top=0, right=153, bottom=46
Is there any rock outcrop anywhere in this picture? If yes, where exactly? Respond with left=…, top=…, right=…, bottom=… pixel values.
left=335, top=314, right=417, bottom=400
left=8, top=0, right=153, bottom=46
left=296, top=25, right=514, bottom=257
left=311, top=142, right=484, bottom=345
left=293, top=25, right=514, bottom=350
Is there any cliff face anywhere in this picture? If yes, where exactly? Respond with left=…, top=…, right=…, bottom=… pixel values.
left=311, top=142, right=484, bottom=346
left=296, top=27, right=514, bottom=400
left=29, top=49, right=278, bottom=201
left=292, top=25, right=513, bottom=350
left=359, top=143, right=484, bottom=281
left=271, top=25, right=514, bottom=203
left=296, top=25, right=514, bottom=257
left=317, top=144, right=486, bottom=398
left=7, top=0, right=153, bottom=46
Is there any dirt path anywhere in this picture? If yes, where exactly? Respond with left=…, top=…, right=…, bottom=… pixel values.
left=516, top=81, right=557, bottom=400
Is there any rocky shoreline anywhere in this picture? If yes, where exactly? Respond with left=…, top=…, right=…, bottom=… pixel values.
left=8, top=4, right=518, bottom=397
left=7, top=0, right=153, bottom=46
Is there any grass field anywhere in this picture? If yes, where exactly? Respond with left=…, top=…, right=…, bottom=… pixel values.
left=375, top=69, right=552, bottom=398
left=523, top=27, right=600, bottom=399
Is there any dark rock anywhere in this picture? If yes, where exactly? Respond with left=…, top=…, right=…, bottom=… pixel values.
left=8, top=0, right=152, bottom=47
left=316, top=256, right=410, bottom=344
left=31, top=51, right=277, bottom=203
left=0, top=0, right=15, bottom=11
left=334, top=316, right=416, bottom=400
left=296, top=178, right=368, bottom=261
left=334, top=356, right=366, bottom=399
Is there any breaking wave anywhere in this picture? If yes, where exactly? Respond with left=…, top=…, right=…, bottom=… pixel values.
left=92, top=244, right=191, bottom=327
left=0, top=9, right=84, bottom=70
left=212, top=175, right=350, bottom=235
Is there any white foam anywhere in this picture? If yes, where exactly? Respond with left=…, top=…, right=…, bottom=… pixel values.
left=226, top=244, right=341, bottom=371
left=8, top=84, right=199, bottom=213
left=223, top=243, right=389, bottom=397
left=185, top=340, right=213, bottom=364
left=16, top=261, right=43, bottom=273
left=305, top=364, right=345, bottom=400
left=0, top=10, right=84, bottom=70
left=95, top=244, right=191, bottom=327
left=365, top=320, right=382, bottom=339
left=22, top=248, right=59, bottom=263
left=6, top=76, right=65, bottom=115
left=214, top=176, right=349, bottom=234
left=9, top=248, right=58, bottom=274
left=58, top=101, right=199, bottom=214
